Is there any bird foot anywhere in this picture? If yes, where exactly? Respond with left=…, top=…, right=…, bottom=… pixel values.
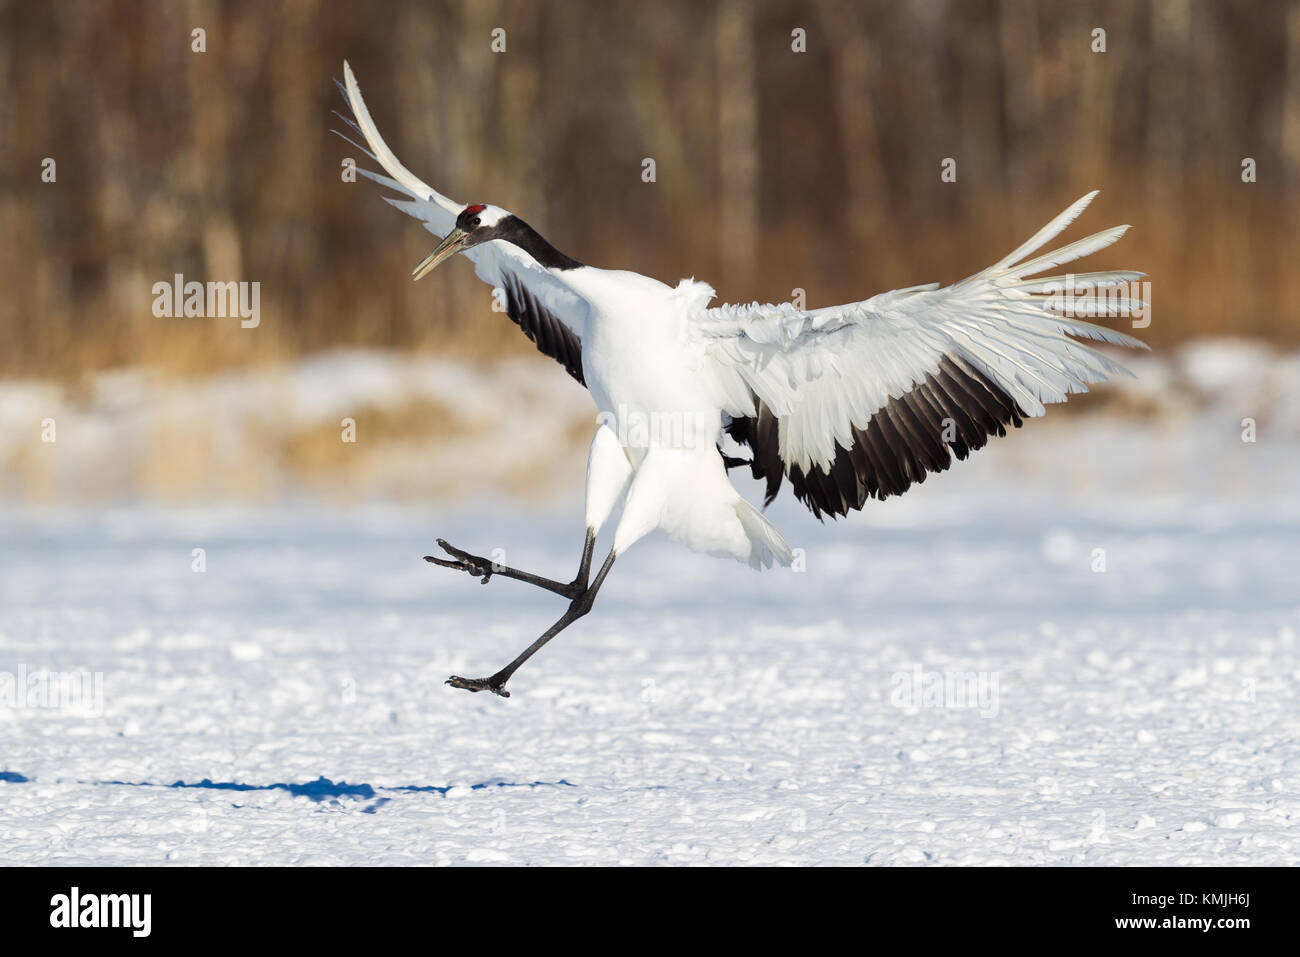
left=446, top=674, right=511, bottom=697
left=425, top=539, right=494, bottom=583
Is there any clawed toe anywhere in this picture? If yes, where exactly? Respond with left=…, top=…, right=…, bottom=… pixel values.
left=424, top=539, right=493, bottom=583
left=429, top=536, right=614, bottom=698
left=446, top=674, right=511, bottom=697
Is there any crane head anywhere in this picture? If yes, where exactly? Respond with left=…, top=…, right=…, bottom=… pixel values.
left=412, top=204, right=510, bottom=280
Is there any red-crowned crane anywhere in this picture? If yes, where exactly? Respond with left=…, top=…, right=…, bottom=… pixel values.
left=333, top=61, right=1147, bottom=698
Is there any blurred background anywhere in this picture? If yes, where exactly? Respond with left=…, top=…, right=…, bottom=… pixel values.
left=1, top=0, right=1298, bottom=503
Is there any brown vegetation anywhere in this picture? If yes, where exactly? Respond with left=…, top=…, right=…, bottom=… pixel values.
left=2, top=0, right=1297, bottom=381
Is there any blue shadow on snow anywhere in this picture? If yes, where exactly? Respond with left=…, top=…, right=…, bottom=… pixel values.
left=2, top=772, right=576, bottom=811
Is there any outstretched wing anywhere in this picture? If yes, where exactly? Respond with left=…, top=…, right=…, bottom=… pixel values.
left=332, top=61, right=587, bottom=385
left=697, top=192, right=1147, bottom=518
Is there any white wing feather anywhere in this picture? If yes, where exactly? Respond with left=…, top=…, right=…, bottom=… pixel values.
left=695, top=193, right=1147, bottom=472
left=334, top=61, right=588, bottom=341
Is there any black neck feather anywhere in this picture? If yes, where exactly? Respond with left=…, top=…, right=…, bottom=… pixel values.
left=496, top=216, right=584, bottom=271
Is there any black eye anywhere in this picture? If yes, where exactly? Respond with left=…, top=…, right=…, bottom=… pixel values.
left=472, top=217, right=481, bottom=227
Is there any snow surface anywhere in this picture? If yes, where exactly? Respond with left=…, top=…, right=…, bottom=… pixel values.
left=2, top=344, right=1300, bottom=866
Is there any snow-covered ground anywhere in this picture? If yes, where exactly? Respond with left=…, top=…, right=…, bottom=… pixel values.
left=2, top=340, right=1299, bottom=865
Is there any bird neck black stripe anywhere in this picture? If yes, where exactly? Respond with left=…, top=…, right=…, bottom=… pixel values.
left=497, top=216, right=584, bottom=271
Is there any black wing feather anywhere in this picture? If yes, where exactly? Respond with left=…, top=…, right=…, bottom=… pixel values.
left=726, top=355, right=1027, bottom=520
left=499, top=270, right=586, bottom=386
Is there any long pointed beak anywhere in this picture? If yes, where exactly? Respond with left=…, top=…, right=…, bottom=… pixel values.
left=412, top=228, right=470, bottom=281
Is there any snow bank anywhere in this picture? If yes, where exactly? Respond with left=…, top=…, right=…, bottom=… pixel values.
left=1, top=338, right=1296, bottom=505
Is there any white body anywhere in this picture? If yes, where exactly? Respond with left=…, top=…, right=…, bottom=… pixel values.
left=561, top=266, right=788, bottom=567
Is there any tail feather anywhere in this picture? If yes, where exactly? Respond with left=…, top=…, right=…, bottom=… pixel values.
left=735, top=498, right=793, bottom=570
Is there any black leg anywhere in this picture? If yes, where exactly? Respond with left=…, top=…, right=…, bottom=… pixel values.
left=446, top=549, right=617, bottom=698
left=426, top=531, right=595, bottom=599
